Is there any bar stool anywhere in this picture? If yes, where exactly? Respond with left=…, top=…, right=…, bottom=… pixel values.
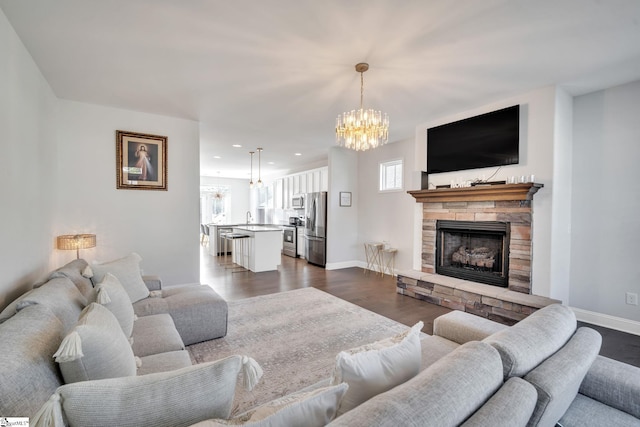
left=224, top=233, right=250, bottom=272
left=218, top=232, right=233, bottom=266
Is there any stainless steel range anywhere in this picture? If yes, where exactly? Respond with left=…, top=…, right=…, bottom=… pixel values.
left=282, top=225, right=297, bottom=257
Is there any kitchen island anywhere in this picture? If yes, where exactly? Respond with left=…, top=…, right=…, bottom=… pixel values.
left=231, top=225, right=282, bottom=272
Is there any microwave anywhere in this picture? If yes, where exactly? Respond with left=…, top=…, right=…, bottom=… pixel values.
left=292, top=195, right=304, bottom=208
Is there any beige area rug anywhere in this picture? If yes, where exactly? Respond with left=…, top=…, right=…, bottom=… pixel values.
left=187, top=287, right=412, bottom=415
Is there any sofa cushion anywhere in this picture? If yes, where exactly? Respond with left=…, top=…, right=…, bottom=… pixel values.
left=193, top=383, right=349, bottom=427
left=90, top=273, right=135, bottom=338
left=559, top=393, right=640, bottom=427
left=92, top=253, right=150, bottom=303
left=132, top=313, right=185, bottom=357
left=483, top=303, right=576, bottom=378
left=525, top=327, right=602, bottom=426
left=49, top=258, right=94, bottom=300
left=433, top=309, right=508, bottom=344
left=578, top=355, right=640, bottom=419
left=0, top=304, right=65, bottom=418
left=0, top=277, right=86, bottom=330
left=327, top=341, right=504, bottom=427
left=133, top=284, right=228, bottom=345
left=460, top=377, right=538, bottom=427
left=330, top=321, right=423, bottom=416
left=137, top=350, right=193, bottom=376
left=54, top=303, right=137, bottom=383
left=36, top=356, right=249, bottom=427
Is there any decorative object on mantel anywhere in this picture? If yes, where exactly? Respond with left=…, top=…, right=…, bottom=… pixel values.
left=408, top=182, right=543, bottom=203
left=339, top=191, right=352, bottom=207
left=57, top=234, right=96, bottom=259
left=335, top=63, right=389, bottom=151
left=116, top=130, right=167, bottom=191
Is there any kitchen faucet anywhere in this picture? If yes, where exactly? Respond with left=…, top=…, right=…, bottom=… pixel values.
left=246, top=211, right=253, bottom=224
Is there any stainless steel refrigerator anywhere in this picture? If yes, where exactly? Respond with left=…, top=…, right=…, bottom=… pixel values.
left=304, top=191, right=327, bottom=267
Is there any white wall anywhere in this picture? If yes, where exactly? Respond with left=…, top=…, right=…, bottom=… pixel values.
left=570, top=80, right=640, bottom=323
left=549, top=88, right=574, bottom=305
left=326, top=147, right=359, bottom=269
left=0, top=10, right=58, bottom=309
left=412, top=86, right=558, bottom=298
left=53, top=100, right=200, bottom=286
left=357, top=137, right=416, bottom=272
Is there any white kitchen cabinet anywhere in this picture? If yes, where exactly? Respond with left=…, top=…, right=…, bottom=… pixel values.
left=320, top=167, right=328, bottom=192
left=286, top=176, right=294, bottom=208
left=293, top=174, right=301, bottom=195
left=274, top=178, right=284, bottom=209
left=299, top=173, right=307, bottom=194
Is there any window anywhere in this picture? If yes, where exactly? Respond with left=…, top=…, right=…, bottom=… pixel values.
left=379, top=159, right=403, bottom=191
left=200, top=185, right=231, bottom=224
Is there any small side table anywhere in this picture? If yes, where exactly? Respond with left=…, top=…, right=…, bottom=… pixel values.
left=364, top=242, right=384, bottom=274
left=380, top=248, right=398, bottom=277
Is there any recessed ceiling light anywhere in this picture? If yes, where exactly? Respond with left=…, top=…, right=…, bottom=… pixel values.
left=232, top=144, right=242, bottom=148
left=294, top=153, right=302, bottom=156
left=213, top=156, right=221, bottom=159
left=268, top=162, right=275, bottom=165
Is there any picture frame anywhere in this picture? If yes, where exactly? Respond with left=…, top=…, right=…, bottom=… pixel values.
left=339, top=191, right=352, bottom=207
left=116, top=130, right=167, bottom=190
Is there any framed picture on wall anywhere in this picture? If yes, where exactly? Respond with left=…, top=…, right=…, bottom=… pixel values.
left=116, top=130, right=167, bottom=190
left=339, top=191, right=352, bottom=207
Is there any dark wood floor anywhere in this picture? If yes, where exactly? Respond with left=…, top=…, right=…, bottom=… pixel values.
left=200, top=247, right=640, bottom=367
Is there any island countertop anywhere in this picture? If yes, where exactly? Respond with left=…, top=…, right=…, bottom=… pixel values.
left=233, top=225, right=282, bottom=232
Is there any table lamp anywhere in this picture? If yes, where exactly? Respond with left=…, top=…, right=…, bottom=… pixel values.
left=57, top=234, right=96, bottom=259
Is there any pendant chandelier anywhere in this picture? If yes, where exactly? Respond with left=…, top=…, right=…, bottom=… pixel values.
left=336, top=63, right=389, bottom=151
left=214, top=171, right=225, bottom=199
left=256, top=147, right=263, bottom=188
left=249, top=151, right=255, bottom=188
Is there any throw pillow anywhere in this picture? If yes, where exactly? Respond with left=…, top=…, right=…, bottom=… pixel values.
left=189, top=383, right=349, bottom=427
left=53, top=303, right=137, bottom=383
left=91, top=253, right=150, bottom=303
left=330, top=321, right=423, bottom=415
left=32, top=356, right=261, bottom=427
left=90, top=273, right=135, bottom=338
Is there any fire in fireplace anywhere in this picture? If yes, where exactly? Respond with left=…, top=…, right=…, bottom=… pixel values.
left=435, top=220, right=510, bottom=287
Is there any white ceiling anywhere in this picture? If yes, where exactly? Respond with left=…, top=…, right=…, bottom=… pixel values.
left=2, top=0, right=640, bottom=179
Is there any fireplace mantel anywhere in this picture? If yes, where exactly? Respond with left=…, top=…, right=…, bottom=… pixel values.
left=408, top=183, right=543, bottom=203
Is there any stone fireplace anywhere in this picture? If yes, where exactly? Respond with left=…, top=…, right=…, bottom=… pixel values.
left=397, top=183, right=560, bottom=325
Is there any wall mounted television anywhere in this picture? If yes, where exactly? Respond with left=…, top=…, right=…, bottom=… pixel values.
left=426, top=105, right=520, bottom=174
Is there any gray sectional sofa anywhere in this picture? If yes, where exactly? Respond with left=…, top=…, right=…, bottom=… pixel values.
left=0, top=257, right=228, bottom=418
left=1, top=256, right=639, bottom=426
left=328, top=304, right=640, bottom=427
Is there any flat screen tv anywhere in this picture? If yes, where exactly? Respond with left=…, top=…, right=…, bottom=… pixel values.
left=427, top=105, right=519, bottom=174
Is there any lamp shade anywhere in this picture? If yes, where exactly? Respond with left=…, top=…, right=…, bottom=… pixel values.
left=57, top=234, right=96, bottom=250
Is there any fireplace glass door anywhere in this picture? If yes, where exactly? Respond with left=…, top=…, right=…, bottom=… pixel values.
left=436, top=220, right=510, bottom=287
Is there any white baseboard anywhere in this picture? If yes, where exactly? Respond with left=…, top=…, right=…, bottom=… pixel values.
left=325, top=260, right=364, bottom=270
left=571, top=307, right=640, bottom=336
left=325, top=260, right=399, bottom=276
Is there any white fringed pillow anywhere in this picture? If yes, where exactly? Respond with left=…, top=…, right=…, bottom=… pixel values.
left=330, top=321, right=423, bottom=415
left=91, top=253, right=150, bottom=303
left=33, top=356, right=264, bottom=427
left=90, top=273, right=135, bottom=338
left=189, top=383, right=349, bottom=427
left=53, top=303, right=137, bottom=383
